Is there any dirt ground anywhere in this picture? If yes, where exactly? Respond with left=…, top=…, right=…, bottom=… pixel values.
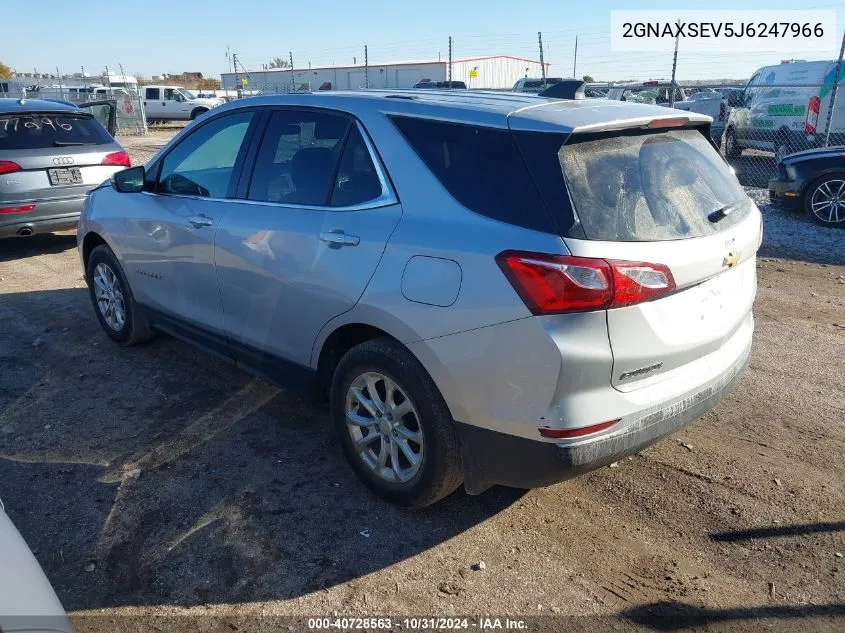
left=0, top=161, right=844, bottom=631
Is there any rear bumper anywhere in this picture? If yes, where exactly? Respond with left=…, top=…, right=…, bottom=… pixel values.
left=457, top=338, right=751, bottom=494
left=0, top=197, right=84, bottom=238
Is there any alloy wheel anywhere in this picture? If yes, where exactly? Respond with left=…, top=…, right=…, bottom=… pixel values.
left=93, top=263, right=126, bottom=331
left=345, top=372, right=424, bottom=483
left=810, top=179, right=845, bottom=224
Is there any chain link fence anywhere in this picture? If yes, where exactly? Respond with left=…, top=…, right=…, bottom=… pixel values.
left=65, top=90, right=148, bottom=136
left=669, top=82, right=843, bottom=191
left=0, top=84, right=147, bottom=135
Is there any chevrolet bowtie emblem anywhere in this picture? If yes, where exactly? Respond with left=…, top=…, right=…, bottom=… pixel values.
left=722, top=251, right=740, bottom=267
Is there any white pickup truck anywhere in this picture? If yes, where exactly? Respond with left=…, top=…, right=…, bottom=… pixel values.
left=606, top=81, right=725, bottom=141
left=142, top=85, right=223, bottom=122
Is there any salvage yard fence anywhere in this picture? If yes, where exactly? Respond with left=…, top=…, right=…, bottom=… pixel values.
left=0, top=85, right=148, bottom=136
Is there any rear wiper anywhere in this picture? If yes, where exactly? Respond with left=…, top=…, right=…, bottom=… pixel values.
left=708, top=204, right=738, bottom=223
left=53, top=141, right=94, bottom=146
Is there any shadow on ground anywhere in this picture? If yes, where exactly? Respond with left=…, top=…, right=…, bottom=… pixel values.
left=623, top=601, right=845, bottom=632
left=0, top=233, right=78, bottom=263
left=0, top=287, right=523, bottom=611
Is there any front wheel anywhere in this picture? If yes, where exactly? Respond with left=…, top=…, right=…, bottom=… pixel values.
left=331, top=338, right=463, bottom=507
left=190, top=108, right=209, bottom=120
left=804, top=173, right=845, bottom=228
left=86, top=244, right=154, bottom=345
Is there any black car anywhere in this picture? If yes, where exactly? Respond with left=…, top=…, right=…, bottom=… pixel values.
left=769, top=146, right=845, bottom=228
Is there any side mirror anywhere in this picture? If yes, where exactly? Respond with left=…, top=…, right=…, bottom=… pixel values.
left=112, top=166, right=145, bottom=193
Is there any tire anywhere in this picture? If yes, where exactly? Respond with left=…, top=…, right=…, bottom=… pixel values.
left=803, top=172, right=845, bottom=228
left=725, top=128, right=742, bottom=158
left=190, top=108, right=209, bottom=120
left=86, top=244, right=154, bottom=345
left=330, top=338, right=463, bottom=508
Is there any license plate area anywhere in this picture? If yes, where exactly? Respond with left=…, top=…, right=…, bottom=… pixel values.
left=48, top=167, right=83, bottom=186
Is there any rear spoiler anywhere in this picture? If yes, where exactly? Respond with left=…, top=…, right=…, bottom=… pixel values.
left=538, top=79, right=585, bottom=100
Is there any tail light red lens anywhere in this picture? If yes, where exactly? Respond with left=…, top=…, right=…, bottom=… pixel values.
left=805, top=96, right=820, bottom=134
left=102, top=150, right=131, bottom=167
left=0, top=160, right=22, bottom=175
left=496, top=251, right=675, bottom=315
left=0, top=204, right=35, bottom=214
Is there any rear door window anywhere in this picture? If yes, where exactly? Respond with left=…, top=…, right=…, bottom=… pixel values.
left=556, top=128, right=749, bottom=241
left=330, top=125, right=383, bottom=207
left=390, top=116, right=555, bottom=233
left=247, top=109, right=350, bottom=205
left=145, top=87, right=160, bottom=100
left=0, top=113, right=113, bottom=149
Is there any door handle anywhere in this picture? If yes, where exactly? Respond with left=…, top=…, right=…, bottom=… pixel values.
left=188, top=214, right=214, bottom=228
left=319, top=231, right=360, bottom=247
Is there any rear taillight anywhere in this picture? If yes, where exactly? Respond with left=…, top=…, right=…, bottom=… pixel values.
left=805, top=96, right=820, bottom=134
left=0, top=204, right=35, bottom=214
left=102, top=150, right=131, bottom=167
left=496, top=251, right=676, bottom=315
left=0, top=160, right=22, bottom=175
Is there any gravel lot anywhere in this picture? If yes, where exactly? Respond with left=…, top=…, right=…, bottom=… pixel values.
left=0, top=132, right=843, bottom=632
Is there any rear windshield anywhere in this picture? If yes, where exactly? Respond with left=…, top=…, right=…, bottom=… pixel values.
left=0, top=113, right=113, bottom=150
left=557, top=128, right=749, bottom=241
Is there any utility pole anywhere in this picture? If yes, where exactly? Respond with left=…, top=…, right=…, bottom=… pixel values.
left=364, top=44, right=369, bottom=89
left=232, top=54, right=240, bottom=98
left=539, top=32, right=546, bottom=86
left=226, top=46, right=232, bottom=74
left=56, top=66, right=63, bottom=99
left=448, top=36, right=452, bottom=87
left=573, top=35, right=578, bottom=78
left=118, top=62, right=127, bottom=96
left=669, top=21, right=680, bottom=108
left=289, top=51, right=295, bottom=91
left=104, top=65, right=111, bottom=89
left=824, top=29, right=845, bottom=147
left=81, top=66, right=88, bottom=93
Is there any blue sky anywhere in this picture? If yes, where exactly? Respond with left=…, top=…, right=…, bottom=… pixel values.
left=4, top=1, right=843, bottom=81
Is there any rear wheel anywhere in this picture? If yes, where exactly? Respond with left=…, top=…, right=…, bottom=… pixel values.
left=86, top=245, right=154, bottom=345
left=725, top=128, right=742, bottom=158
left=804, top=173, right=845, bottom=228
left=330, top=338, right=463, bottom=507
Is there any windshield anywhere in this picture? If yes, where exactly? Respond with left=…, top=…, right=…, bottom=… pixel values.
left=0, top=112, right=113, bottom=149
left=557, top=128, right=749, bottom=241
left=178, top=89, right=195, bottom=100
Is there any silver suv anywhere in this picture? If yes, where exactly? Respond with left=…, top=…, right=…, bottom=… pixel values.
left=1, top=98, right=129, bottom=238
left=78, top=91, right=761, bottom=507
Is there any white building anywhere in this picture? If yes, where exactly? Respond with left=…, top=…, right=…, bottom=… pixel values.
left=220, top=55, right=550, bottom=92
